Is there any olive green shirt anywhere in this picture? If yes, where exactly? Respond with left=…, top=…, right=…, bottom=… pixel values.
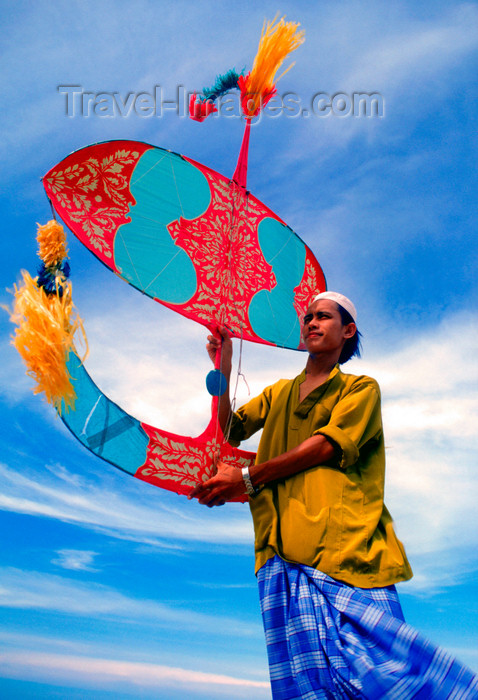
left=229, top=365, right=412, bottom=588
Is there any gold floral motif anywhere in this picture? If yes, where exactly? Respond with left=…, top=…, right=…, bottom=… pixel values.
left=168, top=177, right=276, bottom=334
left=45, top=150, right=140, bottom=259
left=138, top=432, right=253, bottom=489
left=140, top=434, right=217, bottom=488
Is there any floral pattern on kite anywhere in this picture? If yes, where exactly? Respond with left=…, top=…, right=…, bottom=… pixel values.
left=43, top=140, right=325, bottom=351
left=136, top=427, right=255, bottom=501
left=168, top=174, right=276, bottom=338
left=43, top=145, right=150, bottom=261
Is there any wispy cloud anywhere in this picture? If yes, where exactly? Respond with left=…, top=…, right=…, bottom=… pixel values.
left=0, top=650, right=270, bottom=698
left=0, top=567, right=260, bottom=637
left=0, top=461, right=253, bottom=547
left=51, top=549, right=99, bottom=572
left=341, top=3, right=478, bottom=90
left=189, top=581, right=257, bottom=590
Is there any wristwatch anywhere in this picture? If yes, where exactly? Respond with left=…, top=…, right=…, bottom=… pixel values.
left=242, top=466, right=260, bottom=497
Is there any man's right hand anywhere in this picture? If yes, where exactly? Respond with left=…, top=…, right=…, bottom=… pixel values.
left=206, top=326, right=232, bottom=371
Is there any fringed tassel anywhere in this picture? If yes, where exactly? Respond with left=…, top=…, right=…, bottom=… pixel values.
left=202, top=69, right=243, bottom=102
left=239, top=16, right=305, bottom=118
left=7, top=220, right=88, bottom=414
left=189, top=94, right=218, bottom=122
left=37, top=219, right=68, bottom=267
left=189, top=17, right=304, bottom=122
left=189, top=69, right=243, bottom=121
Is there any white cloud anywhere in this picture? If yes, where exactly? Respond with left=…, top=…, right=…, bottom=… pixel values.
left=51, top=549, right=99, bottom=572
left=45, top=462, right=83, bottom=488
left=345, top=312, right=478, bottom=588
left=0, top=461, right=253, bottom=547
left=0, top=650, right=270, bottom=698
left=0, top=567, right=260, bottom=638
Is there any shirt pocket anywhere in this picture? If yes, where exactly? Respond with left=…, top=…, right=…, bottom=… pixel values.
left=280, top=497, right=332, bottom=564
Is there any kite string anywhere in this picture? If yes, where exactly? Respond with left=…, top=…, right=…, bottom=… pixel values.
left=223, top=331, right=250, bottom=445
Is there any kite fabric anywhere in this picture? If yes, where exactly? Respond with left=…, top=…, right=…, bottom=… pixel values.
left=11, top=16, right=325, bottom=498
left=42, top=140, right=325, bottom=350
left=37, top=139, right=325, bottom=496
left=258, top=556, right=478, bottom=699
left=15, top=135, right=326, bottom=498
left=60, top=353, right=256, bottom=501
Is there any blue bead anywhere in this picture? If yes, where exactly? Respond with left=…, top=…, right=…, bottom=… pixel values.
left=206, top=369, right=227, bottom=396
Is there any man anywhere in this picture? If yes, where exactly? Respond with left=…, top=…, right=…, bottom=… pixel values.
left=189, top=292, right=478, bottom=698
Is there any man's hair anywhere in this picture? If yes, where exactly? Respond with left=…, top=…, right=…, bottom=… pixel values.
left=337, top=306, right=362, bottom=364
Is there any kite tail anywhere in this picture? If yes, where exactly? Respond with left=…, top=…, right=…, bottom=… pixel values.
left=189, top=15, right=304, bottom=121
left=7, top=220, right=88, bottom=414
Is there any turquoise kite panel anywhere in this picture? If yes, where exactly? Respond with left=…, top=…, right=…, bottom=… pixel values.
left=114, top=149, right=211, bottom=304
left=62, top=354, right=149, bottom=474
left=248, top=217, right=306, bottom=348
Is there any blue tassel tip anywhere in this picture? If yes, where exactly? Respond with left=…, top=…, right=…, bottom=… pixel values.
left=202, top=69, right=243, bottom=102
left=206, top=369, right=228, bottom=396
left=37, top=260, right=70, bottom=296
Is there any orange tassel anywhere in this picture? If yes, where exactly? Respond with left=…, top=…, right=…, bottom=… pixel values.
left=8, top=270, right=88, bottom=414
left=241, top=16, right=305, bottom=117
left=37, top=219, right=68, bottom=268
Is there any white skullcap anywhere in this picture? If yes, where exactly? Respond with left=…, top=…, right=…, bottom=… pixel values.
left=312, top=291, right=357, bottom=323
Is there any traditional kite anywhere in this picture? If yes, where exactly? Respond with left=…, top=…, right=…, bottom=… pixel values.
left=9, top=17, right=325, bottom=501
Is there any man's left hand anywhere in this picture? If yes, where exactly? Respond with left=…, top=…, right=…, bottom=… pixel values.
left=187, top=461, right=245, bottom=507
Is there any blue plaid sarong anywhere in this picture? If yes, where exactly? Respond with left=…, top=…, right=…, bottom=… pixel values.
left=258, top=556, right=478, bottom=699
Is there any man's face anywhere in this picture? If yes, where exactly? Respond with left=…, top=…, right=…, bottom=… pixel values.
left=302, top=300, right=356, bottom=356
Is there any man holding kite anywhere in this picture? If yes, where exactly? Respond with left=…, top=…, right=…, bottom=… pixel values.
left=9, top=9, right=477, bottom=694
left=190, top=292, right=478, bottom=699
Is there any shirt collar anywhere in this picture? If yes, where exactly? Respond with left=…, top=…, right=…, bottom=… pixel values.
left=295, top=364, right=341, bottom=418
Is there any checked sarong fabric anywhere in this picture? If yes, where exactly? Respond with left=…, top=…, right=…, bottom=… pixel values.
left=258, top=556, right=478, bottom=699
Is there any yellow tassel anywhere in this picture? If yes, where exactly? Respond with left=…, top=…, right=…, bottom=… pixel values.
left=242, top=16, right=305, bottom=117
left=37, top=219, right=68, bottom=267
left=8, top=271, right=88, bottom=414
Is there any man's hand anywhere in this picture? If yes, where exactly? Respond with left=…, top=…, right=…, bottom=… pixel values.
left=207, top=326, right=232, bottom=372
left=188, top=461, right=245, bottom=507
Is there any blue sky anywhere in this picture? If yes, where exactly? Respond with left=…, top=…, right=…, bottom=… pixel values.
left=1, top=0, right=477, bottom=697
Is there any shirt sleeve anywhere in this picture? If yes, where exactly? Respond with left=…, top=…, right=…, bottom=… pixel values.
left=228, top=384, right=276, bottom=446
left=314, top=377, right=383, bottom=469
